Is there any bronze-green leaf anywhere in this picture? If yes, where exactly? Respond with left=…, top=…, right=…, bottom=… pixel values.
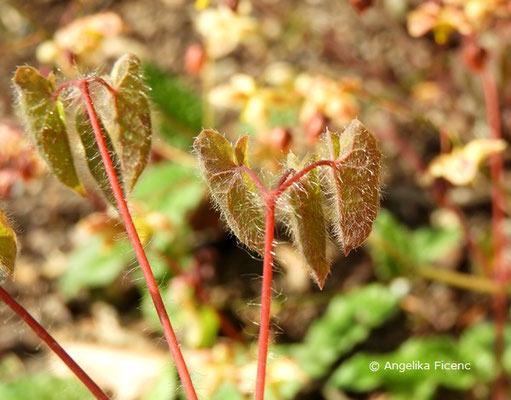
left=75, top=109, right=124, bottom=206
left=226, top=172, right=265, bottom=253
left=13, top=67, right=84, bottom=195
left=234, top=135, right=250, bottom=166
left=287, top=164, right=330, bottom=288
left=109, top=54, right=152, bottom=192
left=0, top=210, right=17, bottom=281
left=194, top=130, right=265, bottom=253
left=194, top=129, right=237, bottom=193
left=320, top=120, right=381, bottom=255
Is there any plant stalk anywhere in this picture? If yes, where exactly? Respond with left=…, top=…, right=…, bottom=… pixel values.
left=77, top=80, right=198, bottom=400
left=0, top=286, right=109, bottom=400
left=255, top=197, right=276, bottom=400
left=481, top=69, right=509, bottom=400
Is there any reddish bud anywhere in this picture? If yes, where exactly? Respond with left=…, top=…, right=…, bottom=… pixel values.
left=185, top=43, right=206, bottom=77
left=349, top=0, right=374, bottom=14
left=462, top=37, right=487, bottom=73
left=266, top=127, right=292, bottom=153
left=306, top=113, right=329, bottom=145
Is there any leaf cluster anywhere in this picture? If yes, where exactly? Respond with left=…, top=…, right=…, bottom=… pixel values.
left=193, top=120, right=382, bottom=288
left=12, top=54, right=152, bottom=206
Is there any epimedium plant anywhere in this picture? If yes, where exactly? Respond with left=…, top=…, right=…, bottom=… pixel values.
left=1, top=52, right=381, bottom=400
left=5, top=53, right=198, bottom=399
left=193, top=119, right=381, bottom=399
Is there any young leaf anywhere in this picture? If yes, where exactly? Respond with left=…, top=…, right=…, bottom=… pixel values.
left=110, top=54, right=152, bottom=192
left=75, top=109, right=124, bottom=205
left=234, top=135, right=250, bottom=166
left=286, top=159, right=330, bottom=288
left=13, top=67, right=84, bottom=195
left=0, top=210, right=17, bottom=281
left=226, top=172, right=265, bottom=253
left=320, top=120, right=381, bottom=255
left=194, top=130, right=265, bottom=253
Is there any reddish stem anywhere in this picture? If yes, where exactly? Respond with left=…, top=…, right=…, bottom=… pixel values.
left=255, top=198, right=276, bottom=400
left=481, top=70, right=508, bottom=400
left=76, top=80, right=198, bottom=400
left=0, top=286, right=108, bottom=399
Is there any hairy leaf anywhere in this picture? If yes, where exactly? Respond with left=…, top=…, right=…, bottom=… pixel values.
left=13, top=67, right=83, bottom=194
left=75, top=109, right=124, bottom=205
left=110, top=54, right=152, bottom=191
left=194, top=130, right=265, bottom=253
left=0, top=210, right=17, bottom=281
left=226, top=172, right=265, bottom=252
left=320, top=120, right=381, bottom=255
left=286, top=161, right=329, bottom=288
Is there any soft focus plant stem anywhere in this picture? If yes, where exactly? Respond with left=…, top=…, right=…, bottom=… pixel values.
left=481, top=69, right=509, bottom=400
left=76, top=79, right=198, bottom=400
left=0, top=286, right=109, bottom=400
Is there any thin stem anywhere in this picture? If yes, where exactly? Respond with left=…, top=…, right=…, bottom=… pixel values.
left=481, top=69, right=508, bottom=400
left=274, top=160, right=335, bottom=197
left=237, top=165, right=269, bottom=197
left=0, top=286, right=108, bottom=400
left=76, top=80, right=198, bottom=400
left=255, top=198, right=276, bottom=400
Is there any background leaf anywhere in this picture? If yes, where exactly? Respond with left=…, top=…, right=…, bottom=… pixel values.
left=0, top=210, right=17, bottom=281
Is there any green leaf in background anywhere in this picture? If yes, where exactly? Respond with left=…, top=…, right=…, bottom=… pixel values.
left=74, top=109, right=124, bottom=206
left=319, top=120, right=382, bottom=256
left=131, top=162, right=204, bottom=227
left=291, top=283, right=402, bottom=379
left=211, top=383, right=245, bottom=400
left=368, top=209, right=461, bottom=280
left=110, top=54, right=152, bottom=192
left=13, top=67, right=84, bottom=195
left=0, top=373, right=93, bottom=400
left=328, top=336, right=474, bottom=400
left=143, top=63, right=202, bottom=149
left=60, top=236, right=131, bottom=298
left=140, top=279, right=220, bottom=348
left=0, top=210, right=17, bottom=281
left=328, top=321, right=511, bottom=400
left=142, top=365, right=177, bottom=400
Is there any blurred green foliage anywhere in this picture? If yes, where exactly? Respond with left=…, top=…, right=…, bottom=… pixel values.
left=0, top=373, right=93, bottom=400
left=368, top=209, right=461, bottom=280
left=329, top=322, right=511, bottom=400
left=143, top=63, right=202, bottom=149
left=291, top=283, right=402, bottom=379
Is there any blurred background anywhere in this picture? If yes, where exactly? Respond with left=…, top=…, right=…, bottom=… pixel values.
left=1, top=0, right=511, bottom=399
